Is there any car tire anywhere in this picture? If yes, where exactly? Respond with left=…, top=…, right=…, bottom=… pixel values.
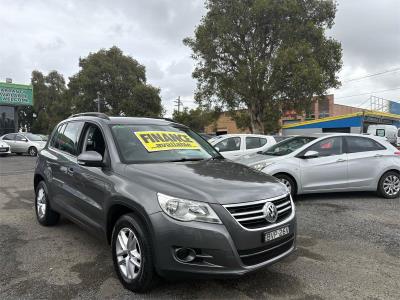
left=274, top=174, right=296, bottom=197
left=378, top=171, right=400, bottom=199
left=35, top=181, right=60, bottom=226
left=28, top=146, right=38, bottom=156
left=111, top=213, right=157, bottom=293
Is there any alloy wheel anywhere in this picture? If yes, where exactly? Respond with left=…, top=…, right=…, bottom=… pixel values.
left=279, top=178, right=292, bottom=192
left=36, top=187, right=47, bottom=218
left=29, top=147, right=37, bottom=156
left=116, top=227, right=142, bottom=280
left=383, top=175, right=400, bottom=196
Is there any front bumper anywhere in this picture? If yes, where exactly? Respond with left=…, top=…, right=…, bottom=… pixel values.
left=150, top=206, right=296, bottom=279
left=0, top=146, right=11, bottom=154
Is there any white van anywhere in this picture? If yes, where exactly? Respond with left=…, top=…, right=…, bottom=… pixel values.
left=367, top=125, right=400, bottom=146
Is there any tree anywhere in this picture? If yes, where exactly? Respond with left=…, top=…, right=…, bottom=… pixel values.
left=184, top=0, right=342, bottom=133
left=172, top=106, right=220, bottom=132
left=19, top=70, right=70, bottom=133
left=68, top=46, right=163, bottom=117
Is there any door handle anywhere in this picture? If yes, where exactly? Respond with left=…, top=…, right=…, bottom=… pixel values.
left=374, top=154, right=383, bottom=158
left=336, top=158, right=346, bottom=162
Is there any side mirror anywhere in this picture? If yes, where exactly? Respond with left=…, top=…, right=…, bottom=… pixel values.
left=77, top=151, right=103, bottom=167
left=23, top=138, right=28, bottom=142
left=303, top=150, right=319, bottom=159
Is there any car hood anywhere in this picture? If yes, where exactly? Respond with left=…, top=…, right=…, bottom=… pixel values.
left=124, top=159, right=287, bottom=205
left=235, top=153, right=282, bottom=166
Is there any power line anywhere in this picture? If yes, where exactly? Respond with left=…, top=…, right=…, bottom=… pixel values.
left=341, top=67, right=400, bottom=83
left=335, top=86, right=400, bottom=100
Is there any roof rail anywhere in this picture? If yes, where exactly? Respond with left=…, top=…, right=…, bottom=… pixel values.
left=150, top=117, right=176, bottom=122
left=69, top=112, right=110, bottom=120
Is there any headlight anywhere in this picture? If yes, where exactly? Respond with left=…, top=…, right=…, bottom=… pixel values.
left=252, top=161, right=274, bottom=171
left=157, top=193, right=222, bottom=224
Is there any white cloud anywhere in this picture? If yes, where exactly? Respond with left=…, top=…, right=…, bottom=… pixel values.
left=0, top=0, right=399, bottom=116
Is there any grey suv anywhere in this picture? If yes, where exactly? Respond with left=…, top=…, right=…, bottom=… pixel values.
left=34, top=113, right=296, bottom=292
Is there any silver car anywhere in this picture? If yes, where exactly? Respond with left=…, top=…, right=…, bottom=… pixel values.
left=0, top=140, right=11, bottom=156
left=236, top=133, right=400, bottom=198
left=0, top=133, right=46, bottom=156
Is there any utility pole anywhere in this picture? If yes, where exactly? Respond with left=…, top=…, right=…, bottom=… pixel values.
left=174, top=96, right=182, bottom=114
left=94, top=91, right=101, bottom=112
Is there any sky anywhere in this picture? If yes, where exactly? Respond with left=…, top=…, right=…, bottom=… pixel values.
left=0, top=0, right=399, bottom=116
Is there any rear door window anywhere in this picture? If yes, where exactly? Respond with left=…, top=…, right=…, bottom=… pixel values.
left=58, top=122, right=84, bottom=156
left=245, top=137, right=267, bottom=150
left=215, top=137, right=241, bottom=152
left=345, top=137, right=386, bottom=153
left=50, top=123, right=66, bottom=149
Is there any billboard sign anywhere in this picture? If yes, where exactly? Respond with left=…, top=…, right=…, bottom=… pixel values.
left=0, top=82, right=33, bottom=106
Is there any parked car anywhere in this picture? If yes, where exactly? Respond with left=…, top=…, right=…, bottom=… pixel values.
left=0, top=140, right=11, bottom=156
left=38, top=134, right=49, bottom=141
left=209, top=134, right=277, bottom=160
left=33, top=113, right=296, bottom=292
left=0, top=133, right=46, bottom=156
left=273, top=135, right=293, bottom=143
left=236, top=133, right=400, bottom=198
left=367, top=124, right=399, bottom=146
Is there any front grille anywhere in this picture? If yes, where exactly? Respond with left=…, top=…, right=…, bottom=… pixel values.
left=239, top=235, right=295, bottom=266
left=223, top=194, right=292, bottom=230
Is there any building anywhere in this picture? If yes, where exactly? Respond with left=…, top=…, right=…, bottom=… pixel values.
left=0, top=81, right=33, bottom=135
left=282, top=111, right=400, bottom=135
left=204, top=94, right=363, bottom=135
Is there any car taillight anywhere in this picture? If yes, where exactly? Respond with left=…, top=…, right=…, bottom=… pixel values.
left=394, top=151, right=400, bottom=156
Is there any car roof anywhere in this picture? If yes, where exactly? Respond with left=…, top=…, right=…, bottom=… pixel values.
left=66, top=114, right=182, bottom=126
left=213, top=134, right=272, bottom=138
left=297, top=132, right=386, bottom=139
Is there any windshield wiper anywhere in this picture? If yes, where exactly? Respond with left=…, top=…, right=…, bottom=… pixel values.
left=169, top=158, right=205, bottom=162
left=263, top=152, right=280, bottom=156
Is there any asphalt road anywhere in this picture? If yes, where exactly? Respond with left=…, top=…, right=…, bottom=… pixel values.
left=0, top=155, right=399, bottom=299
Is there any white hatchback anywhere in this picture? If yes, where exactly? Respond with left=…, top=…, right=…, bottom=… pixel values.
left=236, top=133, right=400, bottom=199
left=209, top=134, right=277, bottom=160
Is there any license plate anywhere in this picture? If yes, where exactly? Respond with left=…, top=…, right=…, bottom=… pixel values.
left=0, top=148, right=7, bottom=152
left=263, top=226, right=290, bottom=242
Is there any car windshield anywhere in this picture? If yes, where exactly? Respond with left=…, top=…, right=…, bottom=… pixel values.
left=111, top=124, right=222, bottom=163
left=208, top=135, right=224, bottom=143
left=25, top=133, right=43, bottom=141
left=262, top=136, right=317, bottom=156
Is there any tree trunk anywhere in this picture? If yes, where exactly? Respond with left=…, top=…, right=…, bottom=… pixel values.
left=248, top=106, right=264, bottom=134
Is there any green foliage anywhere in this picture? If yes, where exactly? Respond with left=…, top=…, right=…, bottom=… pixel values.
left=19, top=70, right=70, bottom=134
left=172, top=106, right=220, bottom=132
left=68, top=46, right=163, bottom=117
left=184, top=0, right=342, bottom=133
left=21, top=46, right=163, bottom=133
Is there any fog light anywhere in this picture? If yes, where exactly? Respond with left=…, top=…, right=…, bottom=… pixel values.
left=175, top=247, right=196, bottom=263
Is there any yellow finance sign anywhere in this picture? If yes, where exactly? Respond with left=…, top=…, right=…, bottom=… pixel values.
left=134, top=131, right=201, bottom=152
